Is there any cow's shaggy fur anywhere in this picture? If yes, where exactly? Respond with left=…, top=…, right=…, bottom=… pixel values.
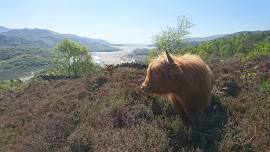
left=141, top=51, right=214, bottom=122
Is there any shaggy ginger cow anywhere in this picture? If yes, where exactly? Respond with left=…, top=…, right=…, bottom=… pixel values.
left=141, top=51, right=213, bottom=122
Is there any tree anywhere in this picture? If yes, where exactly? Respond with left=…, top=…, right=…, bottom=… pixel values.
left=54, top=39, right=95, bottom=77
left=153, top=16, right=192, bottom=53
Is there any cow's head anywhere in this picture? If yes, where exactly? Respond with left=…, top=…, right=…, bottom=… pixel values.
left=141, top=51, right=183, bottom=94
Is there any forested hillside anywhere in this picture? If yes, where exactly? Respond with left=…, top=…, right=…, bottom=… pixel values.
left=181, top=30, right=270, bottom=58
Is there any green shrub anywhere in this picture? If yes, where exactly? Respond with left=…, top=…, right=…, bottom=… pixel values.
left=240, top=72, right=257, bottom=80
left=153, top=16, right=192, bottom=53
left=260, top=80, right=270, bottom=92
left=53, top=39, right=96, bottom=77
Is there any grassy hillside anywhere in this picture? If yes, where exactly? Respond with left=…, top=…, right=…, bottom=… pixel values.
left=1, top=56, right=270, bottom=151
left=0, top=46, right=53, bottom=80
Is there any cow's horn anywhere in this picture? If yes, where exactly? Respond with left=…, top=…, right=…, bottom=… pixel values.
left=165, top=50, right=174, bottom=64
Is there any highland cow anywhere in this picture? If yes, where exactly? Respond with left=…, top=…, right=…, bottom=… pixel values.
left=141, top=51, right=214, bottom=122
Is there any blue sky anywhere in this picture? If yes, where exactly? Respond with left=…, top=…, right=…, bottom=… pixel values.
left=1, top=0, right=269, bottom=44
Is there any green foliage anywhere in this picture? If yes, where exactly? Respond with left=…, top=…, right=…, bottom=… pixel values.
left=240, top=72, right=257, bottom=81
left=260, top=80, right=270, bottom=92
left=247, top=41, right=270, bottom=59
left=0, top=79, right=29, bottom=91
left=0, top=54, right=50, bottom=71
left=53, top=39, right=95, bottom=77
left=0, top=46, right=52, bottom=80
left=179, top=31, right=270, bottom=58
left=0, top=46, right=51, bottom=61
left=153, top=16, right=192, bottom=53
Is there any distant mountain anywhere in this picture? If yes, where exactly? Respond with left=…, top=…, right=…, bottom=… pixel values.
left=0, top=26, right=10, bottom=33
left=187, top=34, right=227, bottom=45
left=0, top=27, right=118, bottom=52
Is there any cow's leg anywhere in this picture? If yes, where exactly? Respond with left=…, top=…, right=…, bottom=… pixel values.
left=181, top=101, right=201, bottom=126
left=168, top=94, right=189, bottom=124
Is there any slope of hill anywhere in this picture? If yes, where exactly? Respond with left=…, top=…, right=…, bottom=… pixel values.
left=0, top=56, right=270, bottom=151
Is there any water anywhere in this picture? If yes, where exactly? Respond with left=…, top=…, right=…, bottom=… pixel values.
left=91, top=44, right=154, bottom=65
left=19, top=72, right=35, bottom=81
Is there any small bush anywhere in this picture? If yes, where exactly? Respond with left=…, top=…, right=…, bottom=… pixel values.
left=53, top=39, right=96, bottom=77
left=260, top=80, right=270, bottom=92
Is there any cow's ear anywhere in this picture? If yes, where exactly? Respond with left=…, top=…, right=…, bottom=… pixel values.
left=165, top=50, right=174, bottom=65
